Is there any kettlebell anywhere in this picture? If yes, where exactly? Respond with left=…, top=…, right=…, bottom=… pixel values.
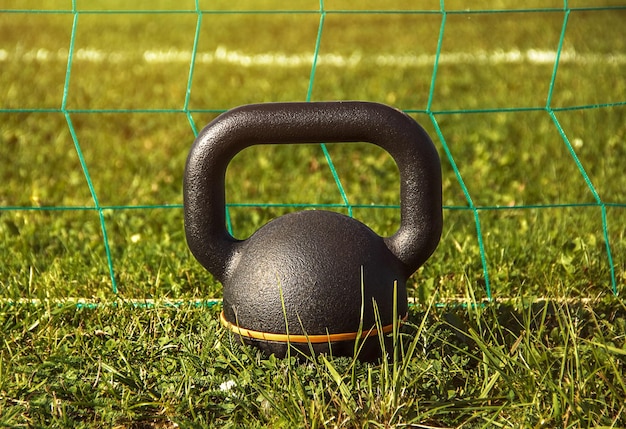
left=184, top=101, right=442, bottom=361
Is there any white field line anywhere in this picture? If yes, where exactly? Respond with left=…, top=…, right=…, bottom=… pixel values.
left=0, top=296, right=598, bottom=307
left=1, top=45, right=625, bottom=67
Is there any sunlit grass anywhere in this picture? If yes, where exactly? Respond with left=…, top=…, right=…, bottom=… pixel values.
left=1, top=294, right=624, bottom=427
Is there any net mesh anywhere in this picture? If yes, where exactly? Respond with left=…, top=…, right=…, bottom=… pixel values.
left=1, top=1, right=624, bottom=303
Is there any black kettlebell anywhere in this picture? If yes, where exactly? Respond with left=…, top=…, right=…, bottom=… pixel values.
left=184, top=101, right=442, bottom=361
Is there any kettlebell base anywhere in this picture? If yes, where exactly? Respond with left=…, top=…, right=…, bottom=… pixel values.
left=221, top=310, right=406, bottom=362
left=234, top=336, right=391, bottom=362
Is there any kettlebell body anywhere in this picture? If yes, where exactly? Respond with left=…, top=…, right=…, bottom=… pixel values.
left=184, top=102, right=442, bottom=361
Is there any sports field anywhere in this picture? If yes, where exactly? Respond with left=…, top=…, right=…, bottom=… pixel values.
left=1, top=1, right=625, bottom=427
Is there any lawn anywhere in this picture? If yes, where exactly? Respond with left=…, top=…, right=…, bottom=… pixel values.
left=1, top=0, right=625, bottom=427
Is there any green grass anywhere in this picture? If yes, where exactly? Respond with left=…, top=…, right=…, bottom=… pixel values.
left=1, top=1, right=625, bottom=426
left=1, top=297, right=625, bottom=427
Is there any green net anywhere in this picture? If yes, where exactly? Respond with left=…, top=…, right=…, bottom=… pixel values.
left=1, top=1, right=624, bottom=303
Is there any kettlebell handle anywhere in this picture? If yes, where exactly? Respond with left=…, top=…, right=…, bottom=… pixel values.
left=184, top=101, right=442, bottom=282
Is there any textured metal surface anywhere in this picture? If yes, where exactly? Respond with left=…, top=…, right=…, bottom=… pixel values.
left=183, top=101, right=442, bottom=359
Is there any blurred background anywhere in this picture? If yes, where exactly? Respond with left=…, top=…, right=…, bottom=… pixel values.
left=1, top=0, right=625, bottom=302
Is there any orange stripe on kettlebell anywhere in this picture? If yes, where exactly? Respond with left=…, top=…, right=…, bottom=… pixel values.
left=220, top=311, right=407, bottom=344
